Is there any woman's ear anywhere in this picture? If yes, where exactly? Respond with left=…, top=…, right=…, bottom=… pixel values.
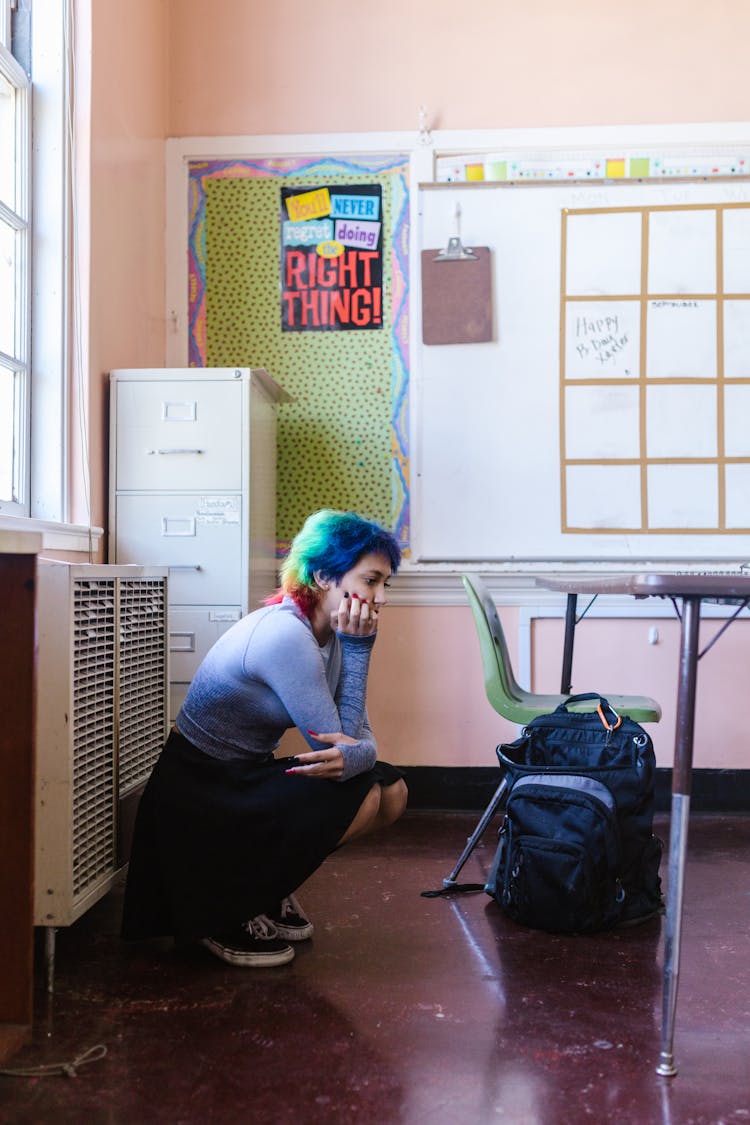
left=313, top=570, right=330, bottom=591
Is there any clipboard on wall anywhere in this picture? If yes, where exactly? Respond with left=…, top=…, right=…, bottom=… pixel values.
left=421, top=240, right=493, bottom=345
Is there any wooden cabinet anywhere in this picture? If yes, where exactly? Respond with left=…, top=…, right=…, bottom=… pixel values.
left=0, top=531, right=41, bottom=1062
left=109, top=368, right=287, bottom=721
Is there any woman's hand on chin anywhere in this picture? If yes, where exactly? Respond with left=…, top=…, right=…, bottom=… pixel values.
left=330, top=592, right=378, bottom=637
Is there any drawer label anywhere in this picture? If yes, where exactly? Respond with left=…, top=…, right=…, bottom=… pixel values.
left=195, top=495, right=240, bottom=524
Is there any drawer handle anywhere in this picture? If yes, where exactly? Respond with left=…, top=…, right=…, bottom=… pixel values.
left=168, top=564, right=203, bottom=571
left=147, top=448, right=205, bottom=455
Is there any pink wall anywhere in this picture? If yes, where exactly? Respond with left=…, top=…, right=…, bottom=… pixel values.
left=82, top=0, right=169, bottom=533
left=167, top=0, right=750, bottom=136
left=280, top=605, right=748, bottom=770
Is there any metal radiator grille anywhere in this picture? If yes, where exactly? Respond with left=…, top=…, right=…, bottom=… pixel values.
left=118, top=578, right=168, bottom=793
left=72, top=579, right=117, bottom=897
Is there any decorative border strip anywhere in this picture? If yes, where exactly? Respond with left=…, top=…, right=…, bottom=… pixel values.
left=187, top=155, right=411, bottom=549
left=436, top=152, right=750, bottom=183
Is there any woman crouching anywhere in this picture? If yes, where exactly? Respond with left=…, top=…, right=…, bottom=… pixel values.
left=122, top=509, right=408, bottom=967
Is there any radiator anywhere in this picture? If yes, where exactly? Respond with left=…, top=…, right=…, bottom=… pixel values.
left=34, top=561, right=169, bottom=928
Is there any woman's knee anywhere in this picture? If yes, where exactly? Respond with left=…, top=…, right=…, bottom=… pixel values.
left=379, top=778, right=408, bottom=826
left=360, top=782, right=383, bottom=822
left=338, top=784, right=382, bottom=844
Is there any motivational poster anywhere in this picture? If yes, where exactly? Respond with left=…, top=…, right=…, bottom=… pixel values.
left=281, top=184, right=383, bottom=331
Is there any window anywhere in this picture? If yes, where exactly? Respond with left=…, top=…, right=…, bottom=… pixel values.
left=0, top=0, right=73, bottom=530
left=0, top=0, right=30, bottom=516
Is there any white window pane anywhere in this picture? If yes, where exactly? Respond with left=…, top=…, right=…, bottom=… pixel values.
left=0, top=67, right=15, bottom=209
left=0, top=219, right=16, bottom=356
left=0, top=364, right=16, bottom=503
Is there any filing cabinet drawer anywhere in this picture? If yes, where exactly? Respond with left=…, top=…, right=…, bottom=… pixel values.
left=168, top=605, right=243, bottom=680
left=169, top=682, right=190, bottom=727
left=115, top=378, right=244, bottom=491
left=115, top=494, right=244, bottom=604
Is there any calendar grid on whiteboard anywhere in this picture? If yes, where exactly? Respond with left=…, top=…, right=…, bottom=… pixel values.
left=561, top=201, right=750, bottom=534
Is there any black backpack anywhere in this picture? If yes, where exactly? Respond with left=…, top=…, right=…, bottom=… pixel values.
left=486, top=694, right=663, bottom=933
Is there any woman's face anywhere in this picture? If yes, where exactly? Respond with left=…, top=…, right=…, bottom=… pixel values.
left=323, top=551, right=393, bottom=610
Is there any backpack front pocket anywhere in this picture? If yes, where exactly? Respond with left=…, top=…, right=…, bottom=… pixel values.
left=499, top=774, right=623, bottom=932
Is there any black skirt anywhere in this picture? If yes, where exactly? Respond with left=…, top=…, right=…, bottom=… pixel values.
left=121, top=730, right=403, bottom=942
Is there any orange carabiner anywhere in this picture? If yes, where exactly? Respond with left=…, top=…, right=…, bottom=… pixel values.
left=597, top=702, right=622, bottom=731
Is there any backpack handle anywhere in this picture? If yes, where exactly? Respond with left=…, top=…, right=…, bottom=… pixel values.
left=559, top=693, right=622, bottom=731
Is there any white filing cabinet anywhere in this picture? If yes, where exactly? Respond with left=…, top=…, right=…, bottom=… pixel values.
left=109, top=367, right=288, bottom=722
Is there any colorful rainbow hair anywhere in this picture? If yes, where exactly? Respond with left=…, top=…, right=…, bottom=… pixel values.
left=266, top=509, right=401, bottom=616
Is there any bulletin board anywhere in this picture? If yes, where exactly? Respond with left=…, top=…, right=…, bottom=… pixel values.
left=416, top=177, right=750, bottom=562
left=188, top=156, right=410, bottom=556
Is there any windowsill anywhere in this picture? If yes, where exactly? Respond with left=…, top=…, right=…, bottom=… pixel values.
left=0, top=514, right=104, bottom=553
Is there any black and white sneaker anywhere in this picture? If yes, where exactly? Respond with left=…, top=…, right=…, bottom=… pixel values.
left=201, top=916, right=295, bottom=967
left=265, top=894, right=314, bottom=942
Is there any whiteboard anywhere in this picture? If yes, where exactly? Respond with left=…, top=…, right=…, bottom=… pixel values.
left=415, top=178, right=750, bottom=561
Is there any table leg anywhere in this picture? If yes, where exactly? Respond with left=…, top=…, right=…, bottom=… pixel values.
left=656, top=595, right=701, bottom=1078
left=560, top=593, right=578, bottom=695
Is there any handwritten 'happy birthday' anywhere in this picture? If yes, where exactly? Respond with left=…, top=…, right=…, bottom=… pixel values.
left=574, top=314, right=630, bottom=366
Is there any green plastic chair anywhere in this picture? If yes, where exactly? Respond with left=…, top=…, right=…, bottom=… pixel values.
left=426, top=576, right=661, bottom=894
left=462, top=573, right=662, bottom=725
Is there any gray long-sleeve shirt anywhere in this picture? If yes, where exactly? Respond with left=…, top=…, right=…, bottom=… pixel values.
left=176, top=596, right=377, bottom=781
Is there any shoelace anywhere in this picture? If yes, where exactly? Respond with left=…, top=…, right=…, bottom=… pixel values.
left=281, top=894, right=303, bottom=920
left=245, top=915, right=279, bottom=940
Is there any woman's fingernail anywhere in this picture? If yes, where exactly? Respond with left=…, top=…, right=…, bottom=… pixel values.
left=285, top=768, right=296, bottom=774
left=307, top=729, right=318, bottom=736
left=351, top=592, right=360, bottom=599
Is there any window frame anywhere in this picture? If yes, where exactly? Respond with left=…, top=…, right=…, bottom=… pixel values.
left=0, top=1, right=31, bottom=518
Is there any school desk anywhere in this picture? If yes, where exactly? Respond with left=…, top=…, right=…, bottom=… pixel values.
left=535, top=572, right=750, bottom=1077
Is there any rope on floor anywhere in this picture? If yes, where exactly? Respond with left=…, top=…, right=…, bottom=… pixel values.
left=0, top=1043, right=107, bottom=1078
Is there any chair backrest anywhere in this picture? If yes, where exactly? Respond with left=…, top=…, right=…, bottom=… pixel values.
left=462, top=572, right=663, bottom=727
left=462, top=573, right=527, bottom=712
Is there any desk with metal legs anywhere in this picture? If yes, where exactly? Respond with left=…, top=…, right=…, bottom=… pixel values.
left=536, top=572, right=750, bottom=1077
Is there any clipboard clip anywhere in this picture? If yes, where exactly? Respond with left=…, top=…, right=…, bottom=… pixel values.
left=433, top=236, right=478, bottom=262
left=433, top=205, right=478, bottom=262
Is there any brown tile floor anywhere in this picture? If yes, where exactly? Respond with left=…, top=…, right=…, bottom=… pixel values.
left=1, top=812, right=749, bottom=1124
